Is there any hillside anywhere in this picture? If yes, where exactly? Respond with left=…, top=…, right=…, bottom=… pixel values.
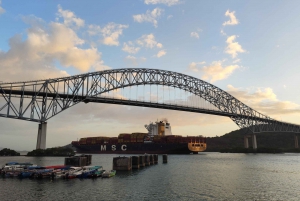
left=206, top=128, right=297, bottom=152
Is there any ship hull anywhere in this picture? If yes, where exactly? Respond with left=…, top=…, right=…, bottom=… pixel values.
left=72, top=143, right=196, bottom=154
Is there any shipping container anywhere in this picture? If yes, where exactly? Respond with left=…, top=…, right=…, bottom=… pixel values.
left=118, top=133, right=131, bottom=138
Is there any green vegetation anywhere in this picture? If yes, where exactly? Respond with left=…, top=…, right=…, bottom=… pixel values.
left=0, top=148, right=20, bottom=156
left=27, top=147, right=75, bottom=156
left=206, top=128, right=300, bottom=153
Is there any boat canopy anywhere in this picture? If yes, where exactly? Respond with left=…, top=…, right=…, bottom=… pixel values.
left=5, top=162, right=19, bottom=165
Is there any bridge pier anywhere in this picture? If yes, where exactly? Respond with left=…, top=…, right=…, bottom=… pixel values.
left=36, top=122, right=47, bottom=149
left=295, top=135, right=299, bottom=149
left=244, top=134, right=257, bottom=150
left=244, top=135, right=249, bottom=148
left=252, top=134, right=257, bottom=150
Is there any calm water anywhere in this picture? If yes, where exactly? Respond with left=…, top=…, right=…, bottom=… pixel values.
left=1, top=153, right=300, bottom=201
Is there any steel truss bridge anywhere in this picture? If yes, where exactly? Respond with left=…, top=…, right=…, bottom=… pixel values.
left=0, top=68, right=300, bottom=149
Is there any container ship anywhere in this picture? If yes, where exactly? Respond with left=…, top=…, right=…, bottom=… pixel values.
left=71, top=120, right=206, bottom=154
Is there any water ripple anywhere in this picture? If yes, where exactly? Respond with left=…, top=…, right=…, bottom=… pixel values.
left=1, top=153, right=300, bottom=200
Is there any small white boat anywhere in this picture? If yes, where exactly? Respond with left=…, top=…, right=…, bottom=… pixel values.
left=102, top=170, right=116, bottom=178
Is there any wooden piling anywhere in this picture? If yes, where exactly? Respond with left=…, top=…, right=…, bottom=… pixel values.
left=163, top=154, right=168, bottom=163
left=153, top=154, right=158, bottom=164
left=139, top=155, right=145, bottom=167
left=132, top=156, right=140, bottom=169
left=64, top=155, right=92, bottom=166
left=144, top=154, right=150, bottom=166
left=149, top=155, right=154, bottom=165
left=113, top=156, right=132, bottom=171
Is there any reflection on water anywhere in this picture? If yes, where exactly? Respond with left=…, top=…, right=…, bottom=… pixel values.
left=1, top=153, right=300, bottom=201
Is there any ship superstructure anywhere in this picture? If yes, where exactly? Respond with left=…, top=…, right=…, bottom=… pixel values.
left=144, top=120, right=173, bottom=137
left=72, top=120, right=206, bottom=154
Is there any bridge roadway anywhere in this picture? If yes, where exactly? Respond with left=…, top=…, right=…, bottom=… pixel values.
left=0, top=89, right=277, bottom=123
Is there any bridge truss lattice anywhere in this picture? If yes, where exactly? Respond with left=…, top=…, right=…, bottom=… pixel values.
left=0, top=68, right=299, bottom=134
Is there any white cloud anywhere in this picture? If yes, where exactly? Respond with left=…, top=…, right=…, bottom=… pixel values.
left=0, top=13, right=106, bottom=82
left=190, top=61, right=239, bottom=83
left=92, top=59, right=110, bottom=72
left=137, top=34, right=163, bottom=49
left=0, top=0, right=5, bottom=15
left=156, top=43, right=163, bottom=48
left=220, top=29, right=226, bottom=36
left=202, top=62, right=239, bottom=83
left=225, top=35, right=245, bottom=58
left=100, top=23, right=129, bottom=46
left=227, top=85, right=300, bottom=115
left=190, top=32, right=199, bottom=39
left=87, top=24, right=101, bottom=36
left=232, top=59, right=240, bottom=63
left=156, top=50, right=166, bottom=57
left=88, top=22, right=128, bottom=46
left=124, top=55, right=146, bottom=66
left=144, top=0, right=181, bottom=6
left=122, top=41, right=140, bottom=54
left=57, top=5, right=84, bottom=28
left=133, top=8, right=163, bottom=28
left=223, top=10, right=239, bottom=26
left=167, top=15, right=173, bottom=20
left=122, top=34, right=163, bottom=55
left=187, top=62, right=206, bottom=72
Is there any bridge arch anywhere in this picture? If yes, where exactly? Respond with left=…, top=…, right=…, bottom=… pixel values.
left=0, top=68, right=299, bottom=133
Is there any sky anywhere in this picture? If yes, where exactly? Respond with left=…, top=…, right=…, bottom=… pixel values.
left=1, top=0, right=300, bottom=150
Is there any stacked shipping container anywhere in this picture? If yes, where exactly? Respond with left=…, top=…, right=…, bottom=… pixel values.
left=78, top=134, right=206, bottom=145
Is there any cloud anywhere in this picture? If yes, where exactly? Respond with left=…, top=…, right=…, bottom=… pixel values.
left=0, top=13, right=105, bottom=82
left=190, top=32, right=199, bottom=39
left=227, top=85, right=300, bottom=115
left=167, top=15, right=173, bottom=20
left=144, top=0, right=181, bottom=6
left=124, top=55, right=146, bottom=66
left=190, top=28, right=202, bottom=39
left=88, top=23, right=128, bottom=46
left=232, top=59, right=240, bottom=63
left=156, top=50, right=166, bottom=58
left=137, top=34, right=163, bottom=48
left=187, top=62, right=206, bottom=72
left=223, top=10, right=239, bottom=26
left=122, top=34, right=163, bottom=55
left=57, top=5, right=84, bottom=28
left=122, top=41, right=140, bottom=54
left=92, top=59, right=111, bottom=72
left=225, top=35, right=245, bottom=58
left=101, top=23, right=128, bottom=46
left=188, top=61, right=239, bottom=83
left=0, top=0, right=5, bottom=15
left=220, top=29, right=226, bottom=36
left=133, top=8, right=163, bottom=28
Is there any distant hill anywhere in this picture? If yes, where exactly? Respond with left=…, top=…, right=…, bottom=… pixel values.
left=58, top=129, right=298, bottom=153
left=61, top=144, right=76, bottom=151
left=206, top=128, right=297, bottom=152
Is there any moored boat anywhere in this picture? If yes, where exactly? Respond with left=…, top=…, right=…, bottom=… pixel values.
left=88, top=166, right=105, bottom=178
left=102, top=170, right=116, bottom=178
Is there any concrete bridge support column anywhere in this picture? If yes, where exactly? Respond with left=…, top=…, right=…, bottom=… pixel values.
left=244, top=136, right=249, bottom=148
left=295, top=135, right=299, bottom=149
left=252, top=134, right=257, bottom=150
left=36, top=122, right=47, bottom=150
